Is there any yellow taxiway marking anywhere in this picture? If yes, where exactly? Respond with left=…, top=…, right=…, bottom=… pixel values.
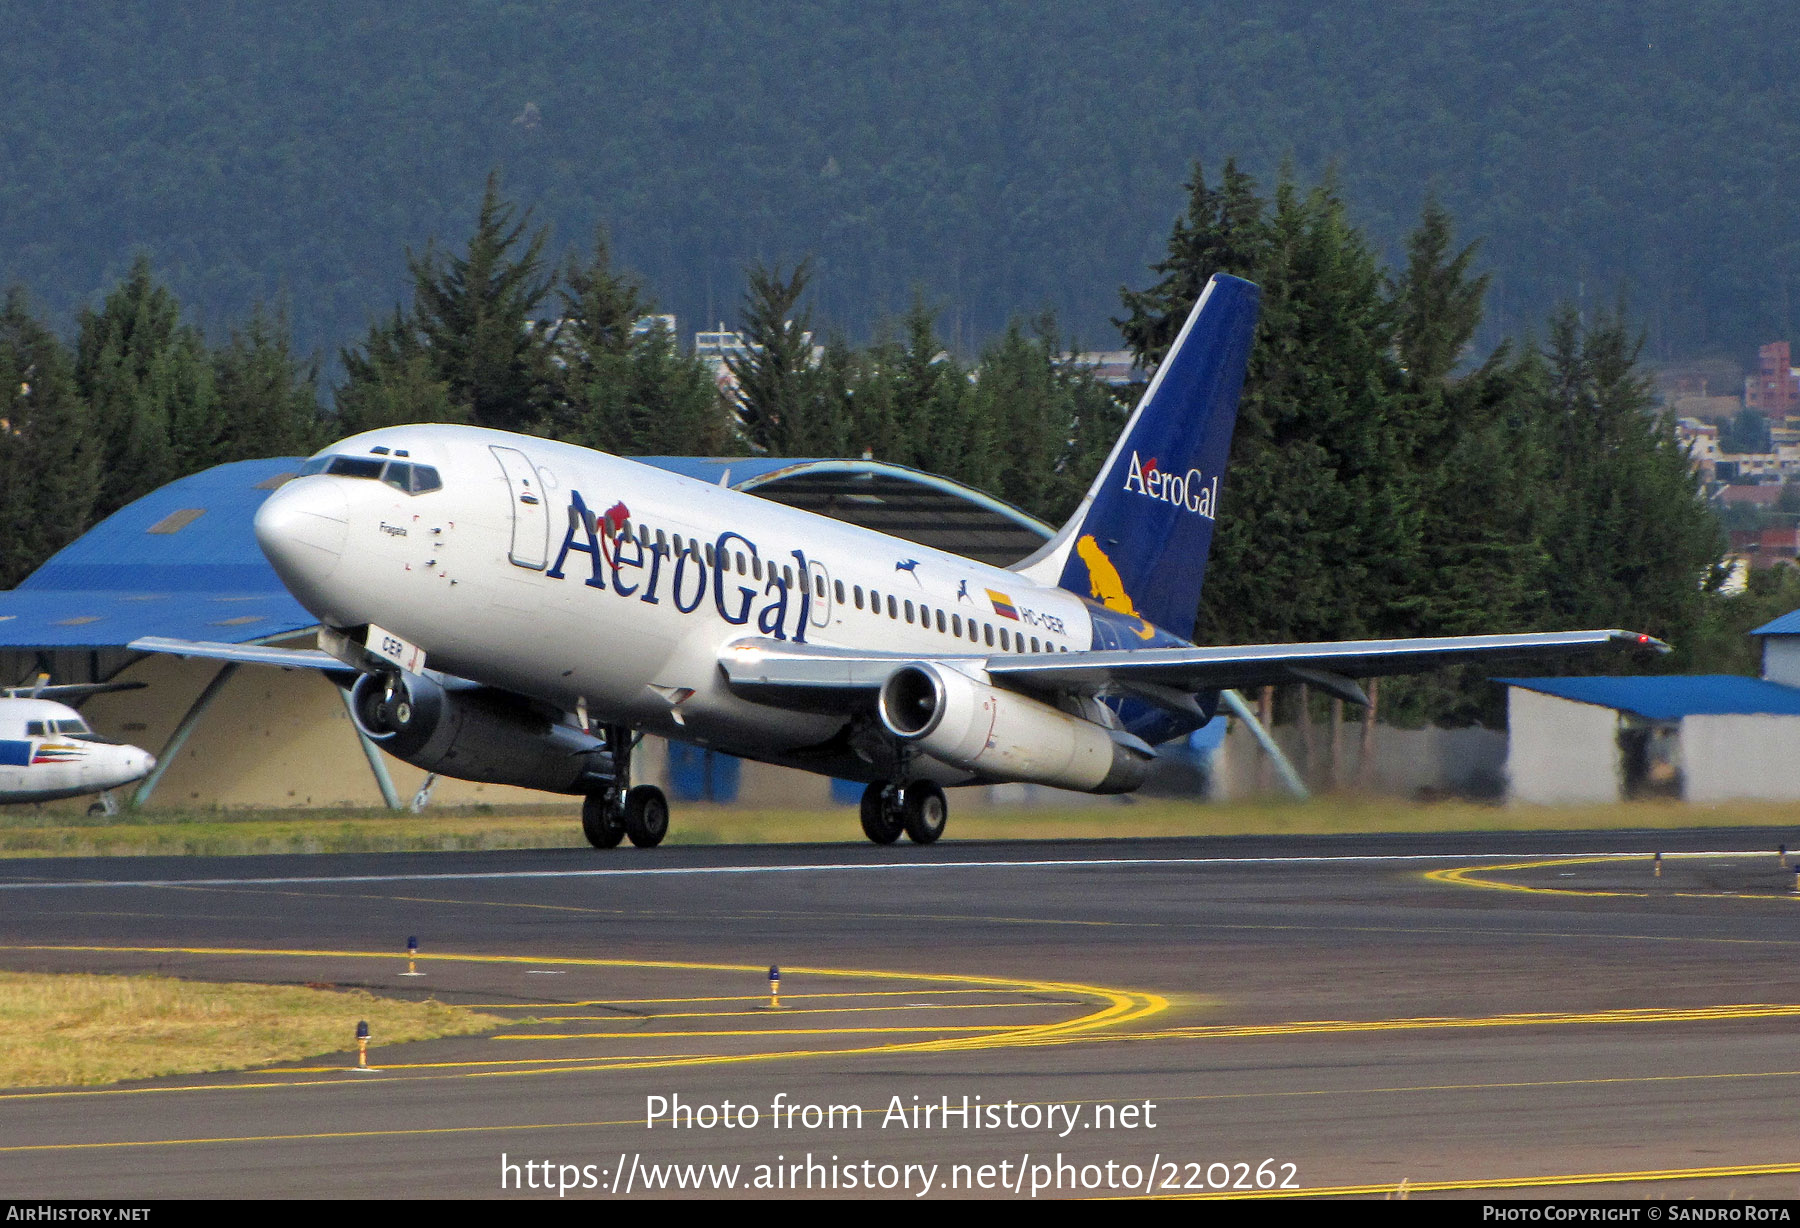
left=463, top=989, right=1034, bottom=1008
left=1104, top=1001, right=1800, bottom=1043
left=1153, top=1160, right=1800, bottom=1199
left=529, top=1002, right=1058, bottom=1021
left=0, top=944, right=1165, bottom=1094
left=493, top=1025, right=1017, bottom=1039
left=1428, top=855, right=1800, bottom=901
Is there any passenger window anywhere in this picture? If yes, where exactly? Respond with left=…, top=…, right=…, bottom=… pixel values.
left=952, top=614, right=962, bottom=637
left=783, top=566, right=793, bottom=588
left=999, top=628, right=1010, bottom=650
left=1030, top=637, right=1041, bottom=652
left=904, top=600, right=914, bottom=624
left=936, top=610, right=946, bottom=633
left=673, top=534, right=684, bottom=555
left=737, top=553, right=747, bottom=574
left=854, top=585, right=864, bottom=610
left=655, top=529, right=667, bottom=552
left=705, top=543, right=715, bottom=566
left=983, top=624, right=994, bottom=647
left=816, top=574, right=826, bottom=598
left=834, top=580, right=845, bottom=604
left=887, top=595, right=897, bottom=619
left=753, top=557, right=763, bottom=581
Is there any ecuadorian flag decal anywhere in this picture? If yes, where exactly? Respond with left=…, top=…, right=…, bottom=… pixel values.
left=986, top=589, right=1021, bottom=621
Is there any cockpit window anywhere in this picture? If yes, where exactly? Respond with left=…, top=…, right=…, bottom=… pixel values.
left=56, top=719, right=90, bottom=735
left=25, top=721, right=45, bottom=736
left=298, top=454, right=442, bottom=495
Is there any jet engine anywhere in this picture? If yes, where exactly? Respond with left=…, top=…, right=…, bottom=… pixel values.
left=876, top=662, right=1154, bottom=793
left=349, top=671, right=612, bottom=794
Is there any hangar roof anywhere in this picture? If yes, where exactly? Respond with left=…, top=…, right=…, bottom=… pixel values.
left=0, top=453, right=1052, bottom=661
left=0, top=457, right=317, bottom=654
left=636, top=457, right=1053, bottom=567
left=1750, top=609, right=1800, bottom=636
left=1501, top=675, right=1800, bottom=721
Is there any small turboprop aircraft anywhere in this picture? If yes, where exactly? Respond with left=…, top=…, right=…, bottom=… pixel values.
left=133, top=274, right=1664, bottom=846
left=0, top=678, right=155, bottom=809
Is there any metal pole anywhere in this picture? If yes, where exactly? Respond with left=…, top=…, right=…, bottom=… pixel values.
left=1219, top=688, right=1309, bottom=799
left=338, top=686, right=402, bottom=810
left=131, top=663, right=240, bottom=808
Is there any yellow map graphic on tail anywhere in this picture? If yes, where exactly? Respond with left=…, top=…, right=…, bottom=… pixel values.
left=1075, top=535, right=1156, bottom=639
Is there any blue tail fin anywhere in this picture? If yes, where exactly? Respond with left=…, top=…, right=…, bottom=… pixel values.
left=1013, top=273, right=1259, bottom=643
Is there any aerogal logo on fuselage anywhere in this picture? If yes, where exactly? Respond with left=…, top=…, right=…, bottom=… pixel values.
left=544, top=490, right=814, bottom=643
left=1122, top=451, right=1218, bottom=519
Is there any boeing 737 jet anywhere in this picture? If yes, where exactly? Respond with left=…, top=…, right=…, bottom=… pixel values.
left=134, top=275, right=1663, bottom=846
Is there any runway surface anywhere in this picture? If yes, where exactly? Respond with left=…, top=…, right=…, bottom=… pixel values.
left=2, top=827, right=1799, bottom=1200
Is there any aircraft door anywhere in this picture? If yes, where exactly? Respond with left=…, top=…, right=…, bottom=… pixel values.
left=807, top=559, right=832, bottom=628
left=490, top=445, right=549, bottom=570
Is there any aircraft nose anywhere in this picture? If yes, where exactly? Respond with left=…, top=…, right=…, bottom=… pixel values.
left=254, top=478, right=349, bottom=602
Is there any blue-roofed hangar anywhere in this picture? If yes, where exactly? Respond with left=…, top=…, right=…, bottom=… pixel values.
left=0, top=455, right=1053, bottom=809
left=1503, top=671, right=1800, bottom=804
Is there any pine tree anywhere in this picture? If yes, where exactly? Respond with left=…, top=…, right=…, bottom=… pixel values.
left=1528, top=305, right=1723, bottom=655
left=74, top=254, right=217, bottom=517
left=1117, top=159, right=1268, bottom=370
left=728, top=260, right=816, bottom=455
left=407, top=172, right=554, bottom=432
left=334, top=308, right=458, bottom=434
left=212, top=304, right=324, bottom=461
left=0, top=288, right=99, bottom=587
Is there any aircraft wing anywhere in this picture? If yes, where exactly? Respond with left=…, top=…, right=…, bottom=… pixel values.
left=128, top=636, right=361, bottom=682
left=720, top=630, right=1666, bottom=712
left=0, top=679, right=147, bottom=701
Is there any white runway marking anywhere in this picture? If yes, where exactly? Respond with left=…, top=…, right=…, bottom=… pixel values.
left=0, top=851, right=1766, bottom=891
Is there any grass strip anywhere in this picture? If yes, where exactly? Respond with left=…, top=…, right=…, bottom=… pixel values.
left=0, top=971, right=506, bottom=1087
left=0, top=797, right=1795, bottom=858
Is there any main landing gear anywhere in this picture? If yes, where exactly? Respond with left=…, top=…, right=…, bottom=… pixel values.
left=859, top=780, right=947, bottom=846
left=581, top=725, right=668, bottom=850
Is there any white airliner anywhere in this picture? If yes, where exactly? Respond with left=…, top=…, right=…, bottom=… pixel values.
left=0, top=679, right=155, bottom=808
left=133, top=275, right=1663, bottom=846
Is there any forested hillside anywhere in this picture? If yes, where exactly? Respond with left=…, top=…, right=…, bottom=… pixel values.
left=1, top=2, right=1794, bottom=364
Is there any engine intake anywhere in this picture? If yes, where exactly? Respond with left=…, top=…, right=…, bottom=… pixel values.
left=348, top=671, right=611, bottom=794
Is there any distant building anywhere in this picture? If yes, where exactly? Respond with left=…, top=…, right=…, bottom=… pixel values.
left=693, top=323, right=819, bottom=400
left=1745, top=341, right=1800, bottom=419
left=1055, top=350, right=1144, bottom=388
left=1727, top=524, right=1800, bottom=568
left=1503, top=608, right=1800, bottom=804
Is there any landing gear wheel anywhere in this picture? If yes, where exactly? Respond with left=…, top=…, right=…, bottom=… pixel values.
left=859, top=782, right=903, bottom=845
left=623, top=785, right=669, bottom=848
left=901, top=781, right=947, bottom=845
left=581, top=792, right=624, bottom=849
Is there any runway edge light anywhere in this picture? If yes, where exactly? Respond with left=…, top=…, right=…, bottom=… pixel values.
left=354, top=1019, right=374, bottom=1071
left=402, top=935, right=424, bottom=977
left=769, top=965, right=781, bottom=1010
